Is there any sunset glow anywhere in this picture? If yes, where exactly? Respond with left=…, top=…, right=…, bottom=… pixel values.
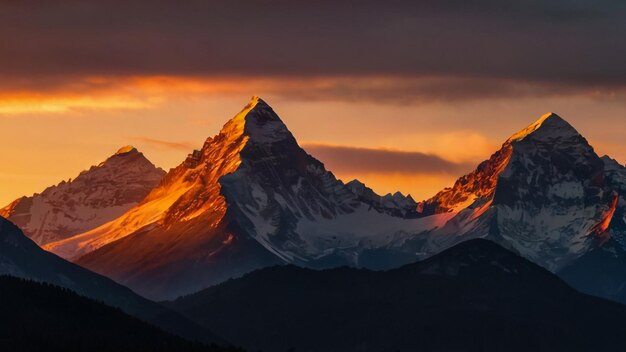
left=1, top=76, right=625, bottom=207
left=3, top=2, right=626, bottom=350
left=1, top=1, right=625, bottom=210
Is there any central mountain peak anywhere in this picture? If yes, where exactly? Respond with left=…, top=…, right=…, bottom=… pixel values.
left=218, top=96, right=292, bottom=146
left=507, top=112, right=580, bottom=143
left=49, top=97, right=355, bottom=267
left=56, top=97, right=426, bottom=299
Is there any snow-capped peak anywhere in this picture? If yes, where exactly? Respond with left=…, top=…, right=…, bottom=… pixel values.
left=416, top=111, right=620, bottom=272
left=50, top=97, right=440, bottom=299
left=242, top=97, right=292, bottom=144
left=211, top=96, right=290, bottom=146
left=1, top=146, right=165, bottom=246
left=507, top=112, right=580, bottom=143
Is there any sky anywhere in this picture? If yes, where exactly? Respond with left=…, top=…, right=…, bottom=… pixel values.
left=1, top=1, right=626, bottom=206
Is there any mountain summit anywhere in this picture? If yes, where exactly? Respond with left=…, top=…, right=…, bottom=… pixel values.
left=507, top=112, right=579, bottom=142
left=45, top=103, right=626, bottom=303
left=401, top=112, right=626, bottom=304
left=415, top=112, right=615, bottom=269
left=50, top=97, right=437, bottom=299
left=0, top=146, right=165, bottom=245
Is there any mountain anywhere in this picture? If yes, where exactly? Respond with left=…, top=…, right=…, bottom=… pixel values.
left=416, top=113, right=613, bottom=265
left=46, top=99, right=626, bottom=303
left=0, top=276, right=237, bottom=352
left=403, top=113, right=626, bottom=303
left=0, top=216, right=223, bottom=345
left=0, top=146, right=165, bottom=245
left=52, top=97, right=443, bottom=300
left=165, top=239, right=626, bottom=352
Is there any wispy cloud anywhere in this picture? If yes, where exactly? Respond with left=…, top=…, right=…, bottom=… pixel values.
left=124, top=138, right=474, bottom=174
left=0, top=93, right=161, bottom=116
left=302, top=143, right=473, bottom=175
left=130, top=136, right=195, bottom=151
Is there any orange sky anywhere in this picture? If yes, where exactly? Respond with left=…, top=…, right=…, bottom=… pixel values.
left=1, top=76, right=625, bottom=207
left=2, top=2, right=625, bottom=207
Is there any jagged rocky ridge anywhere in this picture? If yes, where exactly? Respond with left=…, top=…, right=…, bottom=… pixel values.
left=411, top=113, right=619, bottom=270
left=0, top=146, right=165, bottom=245
left=46, top=100, right=626, bottom=304
left=53, top=97, right=440, bottom=300
left=408, top=113, right=626, bottom=303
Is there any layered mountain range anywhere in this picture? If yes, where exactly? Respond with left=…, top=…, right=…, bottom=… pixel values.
left=0, top=146, right=165, bottom=245
left=0, top=215, right=221, bottom=344
left=408, top=113, right=626, bottom=302
left=21, top=97, right=626, bottom=303
left=166, top=239, right=626, bottom=352
left=0, top=276, right=230, bottom=352
left=47, top=97, right=437, bottom=299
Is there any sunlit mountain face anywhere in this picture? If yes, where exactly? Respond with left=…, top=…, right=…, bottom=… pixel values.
left=32, top=97, right=626, bottom=304
left=0, top=147, right=165, bottom=246
left=3, top=2, right=626, bottom=212
left=2, top=2, right=626, bottom=351
left=49, top=97, right=436, bottom=300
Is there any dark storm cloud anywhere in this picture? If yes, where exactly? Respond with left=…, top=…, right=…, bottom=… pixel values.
left=1, top=0, right=625, bottom=95
left=303, top=144, right=472, bottom=175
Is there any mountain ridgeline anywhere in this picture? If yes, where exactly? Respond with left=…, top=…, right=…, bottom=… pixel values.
left=0, top=146, right=165, bottom=246
left=0, top=216, right=223, bottom=345
left=2, top=97, right=626, bottom=351
left=0, top=276, right=236, bottom=352
left=31, top=98, right=626, bottom=305
left=165, top=239, right=626, bottom=352
left=57, top=97, right=430, bottom=300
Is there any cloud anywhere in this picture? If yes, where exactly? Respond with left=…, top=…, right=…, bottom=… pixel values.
left=1, top=75, right=623, bottom=117
left=302, top=143, right=473, bottom=175
left=0, top=94, right=159, bottom=115
left=0, top=0, right=624, bottom=99
left=130, top=137, right=195, bottom=151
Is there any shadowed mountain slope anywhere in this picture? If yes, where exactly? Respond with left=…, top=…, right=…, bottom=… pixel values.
left=166, top=239, right=626, bottom=352
left=0, top=276, right=239, bottom=352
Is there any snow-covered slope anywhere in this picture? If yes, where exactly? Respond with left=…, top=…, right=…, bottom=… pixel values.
left=389, top=112, right=626, bottom=304
left=57, top=97, right=447, bottom=300
left=410, top=113, right=619, bottom=271
left=47, top=102, right=626, bottom=303
left=0, top=146, right=165, bottom=245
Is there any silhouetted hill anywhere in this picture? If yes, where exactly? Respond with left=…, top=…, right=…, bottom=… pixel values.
left=0, top=216, right=223, bottom=344
left=0, top=276, right=241, bottom=352
left=167, top=239, right=626, bottom=352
